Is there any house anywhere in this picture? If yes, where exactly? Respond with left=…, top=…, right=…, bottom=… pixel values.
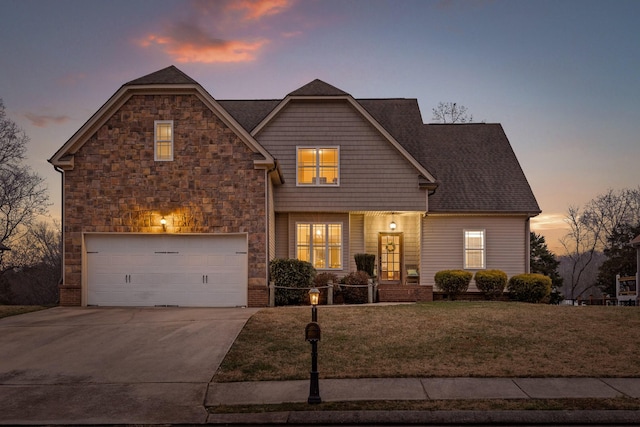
left=49, top=66, right=540, bottom=307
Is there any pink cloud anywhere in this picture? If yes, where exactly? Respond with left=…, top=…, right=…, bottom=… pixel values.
left=227, top=0, right=294, bottom=21
left=136, top=0, right=293, bottom=64
left=138, top=21, right=269, bottom=63
left=24, top=112, right=71, bottom=128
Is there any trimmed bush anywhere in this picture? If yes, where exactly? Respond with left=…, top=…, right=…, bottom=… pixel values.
left=434, top=270, right=472, bottom=300
left=314, top=272, right=339, bottom=305
left=354, top=253, right=376, bottom=277
left=475, top=269, right=508, bottom=300
left=507, top=273, right=552, bottom=303
left=270, top=258, right=316, bottom=306
left=343, top=270, right=370, bottom=304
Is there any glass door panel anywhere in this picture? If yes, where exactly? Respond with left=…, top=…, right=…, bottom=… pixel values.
left=379, top=233, right=402, bottom=284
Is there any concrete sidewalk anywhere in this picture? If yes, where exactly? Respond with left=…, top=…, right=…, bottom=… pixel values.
left=207, top=377, right=640, bottom=424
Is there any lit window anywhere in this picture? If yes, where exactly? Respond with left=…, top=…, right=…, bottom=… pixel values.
left=155, top=121, right=173, bottom=161
left=297, top=147, right=339, bottom=186
left=296, top=223, right=342, bottom=269
left=464, top=230, right=485, bottom=269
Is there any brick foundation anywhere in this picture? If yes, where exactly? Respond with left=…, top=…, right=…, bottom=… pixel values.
left=248, top=286, right=269, bottom=307
left=59, top=286, right=82, bottom=306
left=378, top=285, right=433, bottom=303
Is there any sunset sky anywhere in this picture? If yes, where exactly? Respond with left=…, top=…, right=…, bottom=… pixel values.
left=1, top=0, right=639, bottom=253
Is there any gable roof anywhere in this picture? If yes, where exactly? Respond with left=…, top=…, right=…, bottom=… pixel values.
left=288, top=79, right=349, bottom=97
left=631, top=234, right=640, bottom=247
left=421, top=124, right=540, bottom=214
left=125, top=65, right=197, bottom=85
left=49, top=66, right=275, bottom=171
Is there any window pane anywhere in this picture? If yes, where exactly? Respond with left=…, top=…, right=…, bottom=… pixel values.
left=295, top=223, right=342, bottom=269
left=297, top=149, right=316, bottom=184
left=318, top=148, right=338, bottom=185
left=313, top=247, right=326, bottom=269
left=464, top=230, right=485, bottom=269
left=155, top=122, right=173, bottom=161
left=156, top=123, right=172, bottom=141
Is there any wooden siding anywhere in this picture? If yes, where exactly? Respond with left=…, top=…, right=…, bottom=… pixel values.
left=365, top=214, right=421, bottom=280
left=422, top=215, right=528, bottom=291
left=274, top=213, right=289, bottom=259
left=349, top=214, right=365, bottom=272
left=256, top=101, right=427, bottom=211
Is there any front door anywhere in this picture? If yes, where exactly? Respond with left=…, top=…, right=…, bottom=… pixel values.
left=379, top=233, right=402, bottom=284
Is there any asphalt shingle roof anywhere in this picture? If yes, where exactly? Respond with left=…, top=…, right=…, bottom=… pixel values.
left=125, top=65, right=197, bottom=85
left=122, top=69, right=540, bottom=214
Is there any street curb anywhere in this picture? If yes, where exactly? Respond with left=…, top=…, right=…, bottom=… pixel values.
left=208, top=409, right=640, bottom=425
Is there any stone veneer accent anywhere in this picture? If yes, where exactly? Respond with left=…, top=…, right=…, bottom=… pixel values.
left=61, top=94, right=268, bottom=306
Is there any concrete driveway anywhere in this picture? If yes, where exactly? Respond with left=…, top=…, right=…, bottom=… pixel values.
left=0, top=306, right=258, bottom=425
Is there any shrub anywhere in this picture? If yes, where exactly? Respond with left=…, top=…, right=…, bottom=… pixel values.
left=342, top=270, right=370, bottom=304
left=434, top=270, right=472, bottom=300
left=314, top=272, right=339, bottom=305
left=270, top=258, right=316, bottom=306
left=475, top=269, right=508, bottom=300
left=354, top=253, right=376, bottom=277
left=507, top=273, right=552, bottom=303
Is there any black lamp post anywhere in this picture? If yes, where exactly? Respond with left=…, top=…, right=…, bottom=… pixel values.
left=306, top=287, right=321, bottom=404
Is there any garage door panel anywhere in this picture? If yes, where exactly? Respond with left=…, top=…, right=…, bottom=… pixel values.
left=85, top=234, right=248, bottom=307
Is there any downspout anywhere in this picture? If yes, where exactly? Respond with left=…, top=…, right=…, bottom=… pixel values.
left=525, top=217, right=531, bottom=273
left=54, top=165, right=64, bottom=301
left=265, top=160, right=280, bottom=289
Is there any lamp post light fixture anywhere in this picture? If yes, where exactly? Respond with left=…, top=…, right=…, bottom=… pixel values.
left=160, top=216, right=167, bottom=232
left=306, top=287, right=321, bottom=404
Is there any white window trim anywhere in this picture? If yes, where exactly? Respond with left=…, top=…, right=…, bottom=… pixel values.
left=463, top=229, right=486, bottom=270
left=295, top=222, right=343, bottom=270
left=154, top=120, right=174, bottom=161
left=296, top=146, right=340, bottom=186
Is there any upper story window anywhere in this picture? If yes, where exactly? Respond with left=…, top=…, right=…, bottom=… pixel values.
left=296, top=223, right=342, bottom=269
left=297, top=147, right=339, bottom=186
left=155, top=120, right=173, bottom=161
left=464, top=229, right=485, bottom=269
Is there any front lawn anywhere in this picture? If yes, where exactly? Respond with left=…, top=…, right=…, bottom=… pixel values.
left=0, top=305, right=48, bottom=319
left=215, top=302, right=640, bottom=382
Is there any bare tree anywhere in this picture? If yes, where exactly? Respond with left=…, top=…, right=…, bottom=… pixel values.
left=560, top=188, right=640, bottom=300
left=0, top=98, right=50, bottom=272
left=1, top=221, right=61, bottom=304
left=432, top=102, right=473, bottom=123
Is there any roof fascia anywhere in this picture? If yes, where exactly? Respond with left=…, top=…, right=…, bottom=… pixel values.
left=251, top=95, right=437, bottom=182
left=49, top=83, right=274, bottom=169
left=426, top=211, right=542, bottom=217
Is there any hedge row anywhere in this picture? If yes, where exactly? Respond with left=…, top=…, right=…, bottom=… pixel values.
left=435, top=269, right=552, bottom=303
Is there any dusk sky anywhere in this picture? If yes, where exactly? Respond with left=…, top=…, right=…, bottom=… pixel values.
left=1, top=0, right=639, bottom=252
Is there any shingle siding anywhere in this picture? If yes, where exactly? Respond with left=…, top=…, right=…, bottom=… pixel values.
left=256, top=101, right=427, bottom=212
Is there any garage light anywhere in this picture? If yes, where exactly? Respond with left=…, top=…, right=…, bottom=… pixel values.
left=160, top=216, right=167, bottom=231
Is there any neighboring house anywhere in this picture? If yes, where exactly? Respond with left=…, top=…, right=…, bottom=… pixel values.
left=49, top=66, right=540, bottom=307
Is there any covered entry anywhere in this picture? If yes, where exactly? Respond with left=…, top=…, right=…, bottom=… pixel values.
left=84, top=233, right=248, bottom=307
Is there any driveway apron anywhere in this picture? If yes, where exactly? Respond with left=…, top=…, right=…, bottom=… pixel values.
left=0, top=306, right=257, bottom=425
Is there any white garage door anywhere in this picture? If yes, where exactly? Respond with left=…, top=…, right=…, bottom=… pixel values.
left=85, top=234, right=248, bottom=307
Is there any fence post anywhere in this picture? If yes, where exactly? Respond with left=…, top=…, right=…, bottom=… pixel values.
left=327, top=281, right=333, bottom=305
left=269, top=281, right=275, bottom=307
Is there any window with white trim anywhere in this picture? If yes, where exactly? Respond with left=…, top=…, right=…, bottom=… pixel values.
left=464, top=230, right=485, bottom=269
left=297, top=147, right=339, bottom=186
left=296, top=223, right=342, bottom=269
left=155, top=120, right=173, bottom=161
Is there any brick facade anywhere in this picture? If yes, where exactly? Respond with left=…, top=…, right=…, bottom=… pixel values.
left=61, top=94, right=268, bottom=306
left=378, top=285, right=434, bottom=303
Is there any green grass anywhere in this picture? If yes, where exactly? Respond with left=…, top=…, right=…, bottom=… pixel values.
left=210, top=397, right=640, bottom=414
left=0, top=305, right=48, bottom=319
left=215, top=302, right=640, bottom=382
